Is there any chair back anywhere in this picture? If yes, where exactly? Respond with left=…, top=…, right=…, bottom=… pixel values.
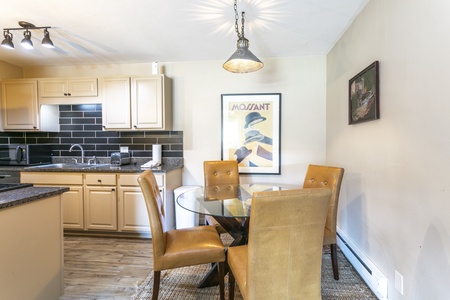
left=203, top=160, right=240, bottom=186
left=247, top=188, right=332, bottom=299
left=137, top=170, right=167, bottom=266
left=303, top=164, right=344, bottom=244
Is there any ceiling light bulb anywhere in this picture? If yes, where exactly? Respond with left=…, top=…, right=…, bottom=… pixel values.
left=20, top=30, right=33, bottom=49
left=41, top=29, right=54, bottom=48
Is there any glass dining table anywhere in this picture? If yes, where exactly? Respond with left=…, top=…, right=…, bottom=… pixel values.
left=176, top=183, right=299, bottom=287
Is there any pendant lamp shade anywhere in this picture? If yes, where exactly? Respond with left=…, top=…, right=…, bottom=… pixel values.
left=223, top=37, right=263, bottom=73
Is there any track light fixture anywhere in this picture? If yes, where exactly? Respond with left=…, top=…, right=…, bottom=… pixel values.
left=1, top=21, right=54, bottom=50
left=223, top=0, right=263, bottom=73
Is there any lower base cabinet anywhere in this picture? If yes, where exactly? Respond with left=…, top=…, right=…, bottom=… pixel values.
left=21, top=169, right=182, bottom=237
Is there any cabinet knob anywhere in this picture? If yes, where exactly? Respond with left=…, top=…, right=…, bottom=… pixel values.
left=97, top=179, right=102, bottom=183
left=133, top=125, right=137, bottom=128
left=33, top=126, right=37, bottom=129
left=68, top=93, right=71, bottom=96
left=64, top=93, right=68, bottom=96
left=111, top=188, right=116, bottom=192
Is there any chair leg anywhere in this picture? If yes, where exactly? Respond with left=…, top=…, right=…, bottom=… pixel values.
left=229, top=268, right=235, bottom=300
left=217, top=261, right=225, bottom=300
left=330, top=243, right=339, bottom=280
left=152, top=271, right=161, bottom=300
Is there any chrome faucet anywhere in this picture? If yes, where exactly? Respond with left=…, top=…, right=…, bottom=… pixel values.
left=69, top=144, right=84, bottom=164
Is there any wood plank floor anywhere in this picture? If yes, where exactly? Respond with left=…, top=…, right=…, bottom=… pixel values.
left=59, top=236, right=153, bottom=300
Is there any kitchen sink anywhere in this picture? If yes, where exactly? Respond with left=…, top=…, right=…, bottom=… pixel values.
left=25, top=163, right=110, bottom=170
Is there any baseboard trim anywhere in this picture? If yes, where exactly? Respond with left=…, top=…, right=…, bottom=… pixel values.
left=336, top=228, right=388, bottom=300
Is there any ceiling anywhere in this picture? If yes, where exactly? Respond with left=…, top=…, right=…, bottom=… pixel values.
left=0, top=0, right=368, bottom=68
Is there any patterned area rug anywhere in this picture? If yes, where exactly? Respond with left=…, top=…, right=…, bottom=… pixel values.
left=131, top=244, right=377, bottom=300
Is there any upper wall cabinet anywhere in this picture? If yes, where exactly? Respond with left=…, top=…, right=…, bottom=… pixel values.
left=1, top=79, right=59, bottom=131
left=101, top=75, right=172, bottom=131
left=1, top=79, right=39, bottom=131
left=38, top=78, right=99, bottom=104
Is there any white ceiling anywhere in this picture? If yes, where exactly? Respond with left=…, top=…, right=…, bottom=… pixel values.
left=0, top=0, right=368, bottom=68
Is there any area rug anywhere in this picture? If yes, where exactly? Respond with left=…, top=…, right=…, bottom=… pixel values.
left=131, top=246, right=377, bottom=300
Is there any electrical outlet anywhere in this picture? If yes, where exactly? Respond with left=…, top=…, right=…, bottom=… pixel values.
left=395, top=270, right=404, bottom=295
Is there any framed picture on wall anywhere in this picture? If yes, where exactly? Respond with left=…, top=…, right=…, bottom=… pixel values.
left=221, top=93, right=281, bottom=175
left=348, top=61, right=380, bottom=124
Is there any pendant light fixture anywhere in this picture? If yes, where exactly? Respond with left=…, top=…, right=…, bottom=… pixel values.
left=223, top=0, right=263, bottom=73
left=1, top=21, right=54, bottom=50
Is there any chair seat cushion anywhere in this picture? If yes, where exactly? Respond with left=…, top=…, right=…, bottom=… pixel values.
left=228, top=245, right=248, bottom=299
left=161, top=225, right=226, bottom=270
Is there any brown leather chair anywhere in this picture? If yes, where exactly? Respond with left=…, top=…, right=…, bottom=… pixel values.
left=137, top=170, right=226, bottom=300
left=203, top=160, right=240, bottom=233
left=303, top=164, right=345, bottom=280
left=228, top=188, right=332, bottom=300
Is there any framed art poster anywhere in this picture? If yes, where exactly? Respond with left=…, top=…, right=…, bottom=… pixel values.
left=221, top=93, right=281, bottom=175
left=349, top=61, right=380, bottom=124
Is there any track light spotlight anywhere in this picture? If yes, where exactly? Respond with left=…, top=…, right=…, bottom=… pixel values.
left=1, top=21, right=54, bottom=50
left=41, top=28, right=54, bottom=48
left=20, top=30, right=33, bottom=49
left=1, top=30, right=14, bottom=49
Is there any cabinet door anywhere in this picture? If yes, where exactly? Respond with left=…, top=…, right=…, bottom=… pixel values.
left=101, top=77, right=131, bottom=129
left=118, top=186, right=150, bottom=232
left=61, top=186, right=84, bottom=229
left=68, top=78, right=98, bottom=97
left=39, top=78, right=97, bottom=97
left=85, top=186, right=117, bottom=230
left=132, top=77, right=163, bottom=129
left=1, top=80, right=39, bottom=130
left=39, top=79, right=68, bottom=97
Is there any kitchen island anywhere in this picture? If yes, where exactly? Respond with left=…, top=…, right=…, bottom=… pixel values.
left=0, top=186, right=69, bottom=300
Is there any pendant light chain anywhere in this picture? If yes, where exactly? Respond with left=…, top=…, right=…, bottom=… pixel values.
left=233, top=0, right=245, bottom=39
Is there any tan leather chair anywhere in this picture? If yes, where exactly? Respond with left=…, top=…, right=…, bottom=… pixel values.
left=228, top=188, right=332, bottom=300
left=137, top=170, right=226, bottom=300
left=203, top=160, right=240, bottom=233
left=303, top=164, right=345, bottom=280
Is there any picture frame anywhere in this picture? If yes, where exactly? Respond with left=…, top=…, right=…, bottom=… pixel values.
left=349, top=61, right=380, bottom=124
left=221, top=93, right=281, bottom=175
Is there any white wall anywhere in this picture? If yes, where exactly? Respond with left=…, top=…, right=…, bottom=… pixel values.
left=24, top=56, right=327, bottom=186
left=327, top=0, right=450, bottom=299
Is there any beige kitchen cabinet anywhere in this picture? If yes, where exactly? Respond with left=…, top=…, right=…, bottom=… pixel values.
left=117, top=174, right=151, bottom=233
left=117, top=169, right=181, bottom=236
left=1, top=79, right=39, bottom=130
left=39, top=78, right=98, bottom=98
left=21, top=168, right=181, bottom=236
left=21, top=172, right=84, bottom=229
left=101, top=75, right=172, bottom=130
left=85, top=173, right=117, bottom=231
left=1, top=79, right=59, bottom=131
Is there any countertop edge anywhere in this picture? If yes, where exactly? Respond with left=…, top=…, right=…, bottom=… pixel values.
left=0, top=186, right=70, bottom=210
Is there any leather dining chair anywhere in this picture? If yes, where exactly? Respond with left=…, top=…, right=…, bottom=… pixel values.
left=203, top=160, right=240, bottom=234
left=228, top=188, right=332, bottom=300
left=303, top=164, right=345, bottom=280
left=137, top=170, right=226, bottom=300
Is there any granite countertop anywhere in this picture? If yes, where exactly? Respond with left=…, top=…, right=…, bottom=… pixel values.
left=0, top=186, right=70, bottom=210
left=20, top=163, right=181, bottom=173
left=0, top=157, right=183, bottom=174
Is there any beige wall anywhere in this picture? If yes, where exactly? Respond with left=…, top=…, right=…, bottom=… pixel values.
left=24, top=56, right=327, bottom=186
left=327, top=0, right=450, bottom=299
left=0, top=60, right=22, bottom=79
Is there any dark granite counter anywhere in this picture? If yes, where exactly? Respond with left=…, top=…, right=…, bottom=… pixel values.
left=0, top=186, right=69, bottom=210
left=20, top=163, right=180, bottom=173
left=0, top=157, right=183, bottom=174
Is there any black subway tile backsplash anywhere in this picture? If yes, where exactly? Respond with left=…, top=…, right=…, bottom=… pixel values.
left=0, top=105, right=183, bottom=160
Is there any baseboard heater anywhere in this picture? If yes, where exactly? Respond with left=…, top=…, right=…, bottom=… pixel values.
left=336, top=228, right=388, bottom=300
